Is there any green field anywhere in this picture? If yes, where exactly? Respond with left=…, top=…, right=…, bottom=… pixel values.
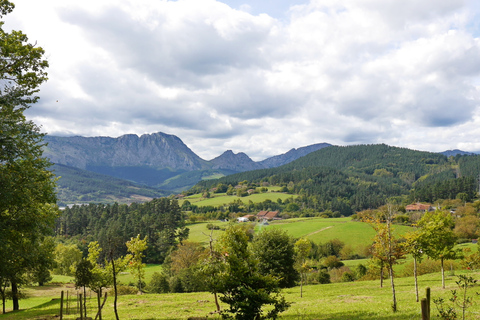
left=2, top=270, right=480, bottom=319
left=186, top=217, right=414, bottom=248
left=182, top=190, right=296, bottom=207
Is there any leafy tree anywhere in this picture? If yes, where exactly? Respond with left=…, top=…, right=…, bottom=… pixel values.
left=251, top=229, right=299, bottom=288
left=368, top=205, right=405, bottom=312
left=74, top=258, right=94, bottom=319
left=86, top=241, right=112, bottom=320
left=215, top=225, right=290, bottom=320
left=0, top=1, right=56, bottom=310
left=417, top=210, right=458, bottom=289
left=53, top=243, right=83, bottom=276
left=126, top=235, right=148, bottom=293
left=294, top=238, right=312, bottom=298
left=402, top=230, right=424, bottom=302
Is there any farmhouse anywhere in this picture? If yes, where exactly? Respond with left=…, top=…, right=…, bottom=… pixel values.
left=256, top=210, right=280, bottom=221
left=405, top=203, right=433, bottom=212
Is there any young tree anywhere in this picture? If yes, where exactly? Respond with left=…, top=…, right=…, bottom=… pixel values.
left=402, top=230, right=424, bottom=302
left=252, top=229, right=299, bottom=288
left=0, top=0, right=56, bottom=311
left=417, top=210, right=458, bottom=289
left=368, top=205, right=405, bottom=312
left=294, top=238, right=311, bottom=298
left=74, top=259, right=94, bottom=319
left=215, top=225, right=290, bottom=319
left=126, top=235, right=148, bottom=293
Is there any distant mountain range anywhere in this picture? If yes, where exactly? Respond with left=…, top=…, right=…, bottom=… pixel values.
left=43, top=132, right=332, bottom=203
left=42, top=131, right=480, bottom=205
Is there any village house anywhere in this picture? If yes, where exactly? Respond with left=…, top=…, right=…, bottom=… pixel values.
left=256, top=210, right=281, bottom=221
left=405, top=203, right=433, bottom=212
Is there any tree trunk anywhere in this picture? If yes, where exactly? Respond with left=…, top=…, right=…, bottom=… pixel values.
left=83, top=286, right=87, bottom=318
left=414, top=256, right=419, bottom=302
left=441, top=257, right=445, bottom=289
left=389, top=263, right=397, bottom=312
left=97, top=288, right=102, bottom=320
left=214, top=292, right=220, bottom=312
left=112, top=258, right=120, bottom=320
left=380, top=266, right=384, bottom=288
left=11, top=281, right=19, bottom=311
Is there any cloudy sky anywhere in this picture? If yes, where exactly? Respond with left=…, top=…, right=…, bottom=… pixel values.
left=5, top=0, right=480, bottom=160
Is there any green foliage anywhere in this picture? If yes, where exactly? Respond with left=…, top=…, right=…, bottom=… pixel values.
left=434, top=275, right=479, bottom=320
left=126, top=235, right=148, bottom=292
left=53, top=243, right=82, bottom=276
left=215, top=225, right=290, bottom=319
left=252, top=229, right=299, bottom=288
left=146, top=272, right=170, bottom=293
left=55, top=198, right=186, bottom=263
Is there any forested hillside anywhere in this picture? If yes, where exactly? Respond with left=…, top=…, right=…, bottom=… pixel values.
left=191, top=144, right=480, bottom=215
left=56, top=198, right=188, bottom=263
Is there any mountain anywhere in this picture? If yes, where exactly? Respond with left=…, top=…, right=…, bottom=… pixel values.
left=43, top=132, right=332, bottom=202
left=440, top=149, right=477, bottom=157
left=259, top=143, right=332, bottom=168
left=44, top=132, right=210, bottom=171
left=210, top=150, right=265, bottom=171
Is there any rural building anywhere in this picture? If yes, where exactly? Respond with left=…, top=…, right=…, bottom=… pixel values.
left=256, top=210, right=280, bottom=221
left=405, top=203, right=433, bottom=212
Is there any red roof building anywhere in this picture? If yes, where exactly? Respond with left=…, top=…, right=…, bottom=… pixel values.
left=405, top=203, right=433, bottom=212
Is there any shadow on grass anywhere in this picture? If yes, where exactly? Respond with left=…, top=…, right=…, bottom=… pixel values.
left=0, top=299, right=60, bottom=320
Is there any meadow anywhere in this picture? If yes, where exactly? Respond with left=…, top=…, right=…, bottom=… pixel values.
left=2, top=270, right=480, bottom=319
left=181, top=189, right=297, bottom=207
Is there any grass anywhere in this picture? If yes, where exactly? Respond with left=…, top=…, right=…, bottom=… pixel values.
left=182, top=190, right=297, bottom=207
left=3, top=270, right=480, bottom=319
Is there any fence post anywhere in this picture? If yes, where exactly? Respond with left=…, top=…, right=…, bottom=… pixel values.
left=79, top=293, right=83, bottom=320
left=60, top=291, right=64, bottom=320
left=421, top=298, right=429, bottom=320
left=426, top=287, right=431, bottom=319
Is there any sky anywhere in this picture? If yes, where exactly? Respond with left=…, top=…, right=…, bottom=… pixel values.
left=5, top=0, right=480, bottom=161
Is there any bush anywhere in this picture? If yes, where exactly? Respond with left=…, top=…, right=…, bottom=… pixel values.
left=147, top=272, right=170, bottom=293
left=317, top=270, right=331, bottom=284
left=401, top=259, right=461, bottom=277
left=116, top=285, right=138, bottom=295
left=341, top=271, right=355, bottom=282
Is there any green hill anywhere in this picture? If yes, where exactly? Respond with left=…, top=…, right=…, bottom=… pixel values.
left=191, top=144, right=479, bottom=214
left=52, top=164, right=167, bottom=205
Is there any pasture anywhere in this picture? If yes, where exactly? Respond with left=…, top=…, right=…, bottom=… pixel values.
left=2, top=270, right=480, bottom=319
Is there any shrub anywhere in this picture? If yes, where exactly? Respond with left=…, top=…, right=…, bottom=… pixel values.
left=317, top=270, right=331, bottom=284
left=116, top=285, right=138, bottom=295
left=147, top=272, right=170, bottom=293
left=341, top=271, right=355, bottom=282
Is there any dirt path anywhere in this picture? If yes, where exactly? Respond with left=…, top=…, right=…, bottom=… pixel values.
left=306, top=226, right=333, bottom=237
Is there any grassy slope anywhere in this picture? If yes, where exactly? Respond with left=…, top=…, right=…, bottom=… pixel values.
left=3, top=270, right=480, bottom=319
left=183, top=191, right=297, bottom=207
left=186, top=217, right=414, bottom=248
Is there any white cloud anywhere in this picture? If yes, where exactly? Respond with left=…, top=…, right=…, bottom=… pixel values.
left=4, top=0, right=480, bottom=160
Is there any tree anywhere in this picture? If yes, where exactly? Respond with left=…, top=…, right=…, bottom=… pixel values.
left=126, top=234, right=148, bottom=293
left=294, top=238, right=311, bottom=298
left=86, top=242, right=112, bottom=320
left=0, top=0, right=56, bottom=311
left=215, top=225, right=290, bottom=320
left=74, top=258, right=94, bottom=319
left=368, top=205, right=405, bottom=312
left=402, top=230, right=424, bottom=302
left=251, top=229, right=299, bottom=288
left=417, top=210, right=458, bottom=289
left=53, top=243, right=83, bottom=276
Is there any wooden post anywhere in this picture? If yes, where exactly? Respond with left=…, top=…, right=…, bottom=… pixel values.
left=60, top=291, right=64, bottom=320
left=426, top=287, right=431, bottom=319
left=79, top=293, right=83, bottom=320
left=421, top=298, right=429, bottom=320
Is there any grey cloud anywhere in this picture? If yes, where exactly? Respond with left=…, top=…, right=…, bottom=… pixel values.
left=58, top=5, right=272, bottom=88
